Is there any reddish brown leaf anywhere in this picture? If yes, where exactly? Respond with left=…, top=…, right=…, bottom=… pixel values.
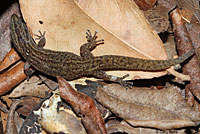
left=0, top=48, right=20, bottom=72
left=0, top=61, right=32, bottom=96
left=58, top=76, right=107, bottom=134
left=16, top=97, right=39, bottom=117
left=133, top=0, right=156, bottom=10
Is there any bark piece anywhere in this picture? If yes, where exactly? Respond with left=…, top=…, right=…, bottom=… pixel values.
left=170, top=9, right=200, bottom=102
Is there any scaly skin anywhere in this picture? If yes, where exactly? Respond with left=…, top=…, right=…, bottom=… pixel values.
left=10, top=14, right=194, bottom=86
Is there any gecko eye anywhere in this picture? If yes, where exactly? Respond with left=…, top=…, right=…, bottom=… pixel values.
left=25, top=49, right=30, bottom=56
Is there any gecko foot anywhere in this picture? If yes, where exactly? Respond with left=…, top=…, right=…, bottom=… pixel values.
left=117, top=74, right=133, bottom=89
left=86, top=30, right=104, bottom=50
left=94, top=71, right=133, bottom=89
left=24, top=62, right=35, bottom=81
left=34, top=30, right=46, bottom=48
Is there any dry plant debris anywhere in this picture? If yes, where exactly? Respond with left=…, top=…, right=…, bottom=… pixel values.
left=170, top=8, right=200, bottom=110
left=0, top=0, right=200, bottom=133
left=95, top=84, right=200, bottom=130
left=58, top=76, right=107, bottom=134
left=33, top=92, right=87, bottom=134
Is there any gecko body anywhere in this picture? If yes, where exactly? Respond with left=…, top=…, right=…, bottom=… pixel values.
left=10, top=14, right=194, bottom=85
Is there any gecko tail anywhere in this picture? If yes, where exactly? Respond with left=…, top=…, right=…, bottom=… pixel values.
left=169, top=48, right=195, bottom=66
left=99, top=48, right=195, bottom=71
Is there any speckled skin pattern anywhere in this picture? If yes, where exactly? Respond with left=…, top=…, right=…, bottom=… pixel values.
left=10, top=14, right=194, bottom=85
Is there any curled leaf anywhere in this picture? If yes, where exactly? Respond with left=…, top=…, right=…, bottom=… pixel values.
left=0, top=48, right=20, bottom=72
left=58, top=76, right=107, bottom=134
left=0, top=62, right=30, bottom=96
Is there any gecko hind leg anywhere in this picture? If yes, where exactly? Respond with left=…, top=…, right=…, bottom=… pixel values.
left=93, top=70, right=133, bottom=88
left=24, top=62, right=35, bottom=81
left=80, top=30, right=104, bottom=58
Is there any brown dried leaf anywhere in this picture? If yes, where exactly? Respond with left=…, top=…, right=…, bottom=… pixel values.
left=144, top=6, right=169, bottom=33
left=0, top=62, right=28, bottom=96
left=188, top=16, right=200, bottom=49
left=157, top=0, right=176, bottom=11
left=9, top=76, right=49, bottom=98
left=177, top=0, right=199, bottom=13
left=58, top=76, right=107, bottom=134
left=0, top=3, right=20, bottom=61
left=177, top=0, right=199, bottom=22
left=132, top=0, right=157, bottom=10
left=0, top=48, right=20, bottom=72
left=19, top=0, right=171, bottom=80
left=106, top=120, right=186, bottom=134
left=95, top=84, right=200, bottom=130
left=16, top=97, right=39, bottom=117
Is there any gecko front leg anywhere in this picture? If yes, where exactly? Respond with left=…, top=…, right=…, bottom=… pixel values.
left=24, top=31, right=46, bottom=78
left=35, top=30, right=46, bottom=48
left=80, top=30, right=104, bottom=58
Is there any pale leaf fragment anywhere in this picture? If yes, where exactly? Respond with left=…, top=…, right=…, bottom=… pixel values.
left=34, top=93, right=87, bottom=134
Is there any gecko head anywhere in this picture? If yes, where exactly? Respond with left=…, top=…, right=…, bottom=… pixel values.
left=10, top=14, right=32, bottom=40
left=10, top=14, right=34, bottom=54
left=11, top=14, right=21, bottom=23
left=10, top=14, right=22, bottom=32
left=10, top=14, right=22, bottom=51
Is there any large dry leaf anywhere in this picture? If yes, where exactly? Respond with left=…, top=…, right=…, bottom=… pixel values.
left=95, top=84, right=200, bottom=130
left=106, top=120, right=186, bottom=134
left=19, top=0, right=174, bottom=80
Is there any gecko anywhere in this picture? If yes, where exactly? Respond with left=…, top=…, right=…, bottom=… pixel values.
left=10, top=14, right=195, bottom=86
